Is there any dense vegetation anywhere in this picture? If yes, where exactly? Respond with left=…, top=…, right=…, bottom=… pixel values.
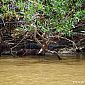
left=0, top=0, right=85, bottom=34
left=0, top=0, right=85, bottom=58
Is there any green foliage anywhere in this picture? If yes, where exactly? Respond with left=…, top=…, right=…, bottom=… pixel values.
left=0, top=0, right=85, bottom=36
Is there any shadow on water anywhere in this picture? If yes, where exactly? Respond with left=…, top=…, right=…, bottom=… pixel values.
left=0, top=53, right=85, bottom=66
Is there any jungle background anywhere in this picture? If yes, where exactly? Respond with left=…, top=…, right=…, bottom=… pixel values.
left=0, top=0, right=85, bottom=59
left=0, top=1, right=85, bottom=85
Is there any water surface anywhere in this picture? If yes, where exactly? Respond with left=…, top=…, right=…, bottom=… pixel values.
left=0, top=55, right=85, bottom=85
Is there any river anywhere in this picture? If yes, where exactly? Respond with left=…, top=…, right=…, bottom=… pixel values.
left=0, top=55, right=85, bottom=85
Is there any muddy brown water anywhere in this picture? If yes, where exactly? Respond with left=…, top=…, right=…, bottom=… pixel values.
left=0, top=55, right=85, bottom=85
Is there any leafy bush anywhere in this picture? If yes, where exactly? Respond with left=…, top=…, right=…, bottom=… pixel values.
left=0, top=0, right=85, bottom=36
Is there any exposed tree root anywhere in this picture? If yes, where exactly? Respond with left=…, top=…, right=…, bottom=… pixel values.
left=77, top=38, right=85, bottom=46
left=33, top=27, right=61, bottom=60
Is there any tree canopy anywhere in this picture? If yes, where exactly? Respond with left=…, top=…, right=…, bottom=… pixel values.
left=0, top=0, right=85, bottom=35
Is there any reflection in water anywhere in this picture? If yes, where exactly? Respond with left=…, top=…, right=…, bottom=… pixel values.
left=0, top=55, right=85, bottom=85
